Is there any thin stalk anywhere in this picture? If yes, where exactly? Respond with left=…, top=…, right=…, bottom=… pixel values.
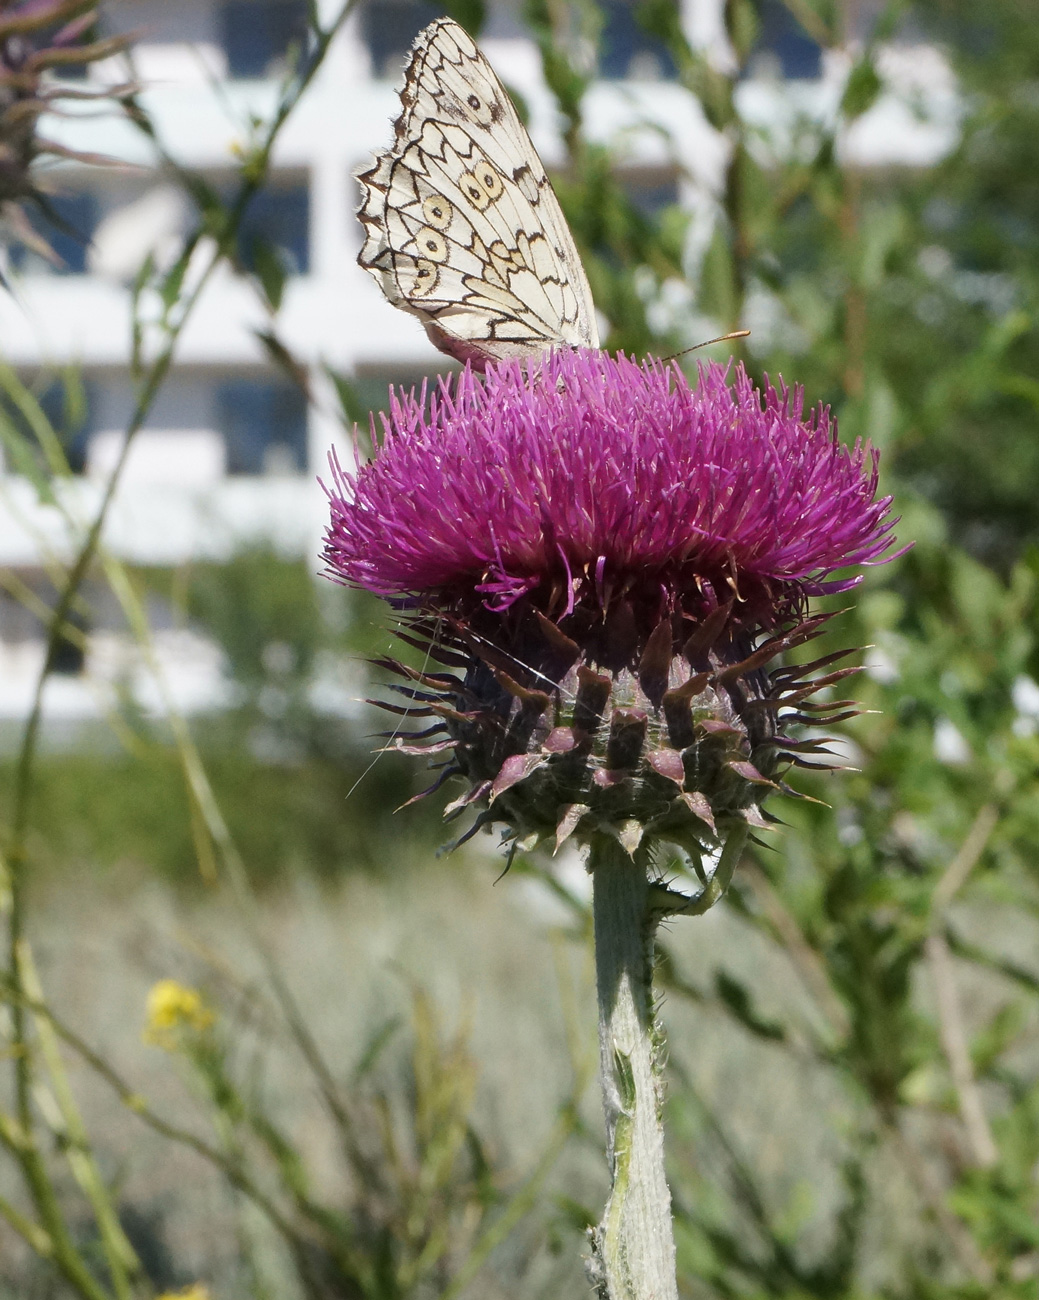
left=839, top=166, right=866, bottom=400
left=927, top=803, right=1000, bottom=1170
left=0, top=5, right=358, bottom=1288
left=1, top=249, right=224, bottom=1300
left=18, top=942, right=141, bottom=1298
left=116, top=0, right=365, bottom=1144
left=720, top=0, right=753, bottom=354
left=441, top=1091, right=587, bottom=1300
left=0, top=972, right=329, bottom=1254
left=587, top=835, right=678, bottom=1300
left=0, top=1123, right=111, bottom=1300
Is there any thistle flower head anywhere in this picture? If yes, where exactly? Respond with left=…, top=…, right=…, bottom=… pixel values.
left=328, top=352, right=892, bottom=625
left=1, top=0, right=130, bottom=261
left=324, top=351, right=900, bottom=869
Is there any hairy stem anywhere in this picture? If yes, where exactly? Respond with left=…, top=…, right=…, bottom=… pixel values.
left=588, top=835, right=678, bottom=1300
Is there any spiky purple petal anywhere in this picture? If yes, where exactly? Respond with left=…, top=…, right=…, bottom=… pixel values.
left=324, top=352, right=898, bottom=620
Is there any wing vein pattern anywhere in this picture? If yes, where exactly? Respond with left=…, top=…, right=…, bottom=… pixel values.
left=357, top=17, right=599, bottom=368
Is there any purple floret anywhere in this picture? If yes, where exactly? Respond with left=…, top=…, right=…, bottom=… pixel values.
left=324, top=351, right=898, bottom=617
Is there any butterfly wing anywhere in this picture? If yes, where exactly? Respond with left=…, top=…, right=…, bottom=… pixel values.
left=358, top=18, right=599, bottom=369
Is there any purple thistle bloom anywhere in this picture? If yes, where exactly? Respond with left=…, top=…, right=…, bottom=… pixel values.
left=325, top=352, right=896, bottom=628
left=323, top=351, right=900, bottom=860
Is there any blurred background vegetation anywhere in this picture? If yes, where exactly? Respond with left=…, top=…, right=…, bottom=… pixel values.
left=1, top=0, right=1038, bottom=1296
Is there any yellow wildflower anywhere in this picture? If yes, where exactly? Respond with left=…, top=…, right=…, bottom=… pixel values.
left=143, top=979, right=215, bottom=1050
left=157, top=1286, right=211, bottom=1300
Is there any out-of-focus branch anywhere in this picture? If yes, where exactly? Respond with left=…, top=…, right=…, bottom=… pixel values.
left=932, top=803, right=999, bottom=914
left=928, top=804, right=1000, bottom=1171
left=885, top=1114, right=993, bottom=1285
left=742, top=860, right=852, bottom=1044
left=925, top=932, right=999, bottom=1170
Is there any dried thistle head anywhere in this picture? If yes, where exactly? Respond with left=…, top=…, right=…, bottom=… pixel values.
left=0, top=0, right=130, bottom=261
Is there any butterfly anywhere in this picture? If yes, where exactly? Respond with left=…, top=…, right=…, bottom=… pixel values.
left=357, top=18, right=599, bottom=370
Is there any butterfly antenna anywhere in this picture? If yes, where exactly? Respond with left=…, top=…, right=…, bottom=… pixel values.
left=663, top=329, right=751, bottom=365
left=461, top=624, right=581, bottom=708
left=342, top=613, right=444, bottom=802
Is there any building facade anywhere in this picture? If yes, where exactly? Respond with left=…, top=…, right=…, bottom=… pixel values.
left=0, top=0, right=956, bottom=725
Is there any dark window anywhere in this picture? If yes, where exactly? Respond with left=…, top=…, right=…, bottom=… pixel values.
left=621, top=170, right=680, bottom=217
left=48, top=19, right=97, bottom=81
left=0, top=575, right=88, bottom=675
left=235, top=182, right=311, bottom=276
left=750, top=0, right=821, bottom=79
left=20, top=14, right=99, bottom=82
left=363, top=0, right=445, bottom=78
left=216, top=378, right=308, bottom=475
left=345, top=368, right=458, bottom=435
left=1, top=376, right=94, bottom=475
left=599, top=0, right=677, bottom=80
left=10, top=192, right=97, bottom=275
left=50, top=610, right=87, bottom=675
left=219, top=0, right=310, bottom=79
left=39, top=381, right=93, bottom=473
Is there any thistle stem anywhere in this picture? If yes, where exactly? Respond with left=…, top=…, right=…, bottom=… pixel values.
left=588, top=835, right=678, bottom=1300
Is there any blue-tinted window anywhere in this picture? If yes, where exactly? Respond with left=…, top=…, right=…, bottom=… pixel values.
left=216, top=378, right=308, bottom=475
left=600, top=0, right=676, bottom=80
left=50, top=608, right=88, bottom=674
left=0, top=581, right=87, bottom=672
left=752, top=0, right=821, bottom=78
left=11, top=192, right=97, bottom=275
left=39, top=381, right=94, bottom=473
left=22, top=15, right=98, bottom=81
left=220, top=0, right=310, bottom=78
left=49, top=27, right=94, bottom=81
left=1, top=376, right=94, bottom=475
left=0, top=573, right=89, bottom=673
left=622, top=171, right=679, bottom=217
left=236, top=182, right=311, bottom=276
left=363, top=0, right=445, bottom=78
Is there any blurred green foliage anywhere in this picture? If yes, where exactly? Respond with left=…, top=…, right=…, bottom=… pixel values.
left=0, top=747, right=440, bottom=882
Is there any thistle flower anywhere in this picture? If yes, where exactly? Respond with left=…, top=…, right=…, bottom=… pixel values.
left=324, top=351, right=898, bottom=870
left=1, top=0, right=129, bottom=260
left=325, top=348, right=901, bottom=1295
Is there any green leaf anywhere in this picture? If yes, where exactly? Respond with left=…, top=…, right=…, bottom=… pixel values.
left=972, top=1003, right=1026, bottom=1077
left=249, top=235, right=289, bottom=313
left=324, top=366, right=373, bottom=430
left=443, top=0, right=485, bottom=35
left=502, top=79, right=530, bottom=127
left=255, top=330, right=310, bottom=398
left=841, top=57, right=883, bottom=120
left=158, top=248, right=192, bottom=312
left=0, top=407, right=57, bottom=503
left=727, top=0, right=760, bottom=64
left=0, top=364, right=67, bottom=493
left=351, top=1015, right=403, bottom=1083
left=552, top=1194, right=597, bottom=1231
left=613, top=1046, right=637, bottom=1111
left=713, top=971, right=786, bottom=1041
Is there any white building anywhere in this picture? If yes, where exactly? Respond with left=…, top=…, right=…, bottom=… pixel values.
left=0, top=0, right=956, bottom=725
